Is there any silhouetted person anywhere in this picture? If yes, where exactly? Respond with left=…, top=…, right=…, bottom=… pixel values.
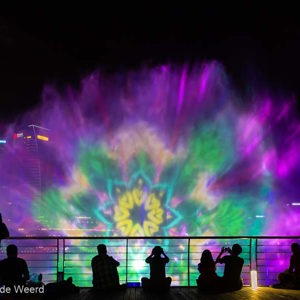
left=274, top=242, right=300, bottom=289
left=0, top=244, right=29, bottom=288
left=196, top=249, right=220, bottom=291
left=91, top=244, right=124, bottom=291
left=216, top=244, right=244, bottom=292
left=44, top=276, right=79, bottom=298
left=141, top=246, right=172, bottom=291
left=0, top=213, right=9, bottom=245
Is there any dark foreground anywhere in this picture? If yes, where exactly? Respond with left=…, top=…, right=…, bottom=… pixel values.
left=1, top=287, right=300, bottom=300
left=63, top=287, right=300, bottom=300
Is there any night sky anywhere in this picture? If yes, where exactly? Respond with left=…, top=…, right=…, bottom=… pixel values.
left=1, top=2, right=300, bottom=123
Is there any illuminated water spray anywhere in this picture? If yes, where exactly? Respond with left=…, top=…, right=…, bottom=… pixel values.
left=1, top=61, right=300, bottom=237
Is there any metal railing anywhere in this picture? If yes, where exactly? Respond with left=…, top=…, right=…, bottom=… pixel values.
left=0, top=236, right=299, bottom=287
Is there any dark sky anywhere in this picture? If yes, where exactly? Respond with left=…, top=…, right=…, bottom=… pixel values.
left=1, top=2, right=300, bottom=123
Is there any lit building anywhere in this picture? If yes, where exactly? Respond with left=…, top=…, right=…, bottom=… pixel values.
left=13, top=124, right=51, bottom=227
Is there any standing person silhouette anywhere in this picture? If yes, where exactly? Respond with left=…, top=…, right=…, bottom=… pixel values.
left=216, top=244, right=244, bottom=292
left=0, top=244, right=29, bottom=288
left=0, top=213, right=9, bottom=245
left=141, top=246, right=172, bottom=291
left=91, top=244, right=125, bottom=291
left=196, top=249, right=220, bottom=291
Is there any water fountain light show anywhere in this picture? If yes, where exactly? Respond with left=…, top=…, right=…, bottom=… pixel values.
left=1, top=62, right=300, bottom=285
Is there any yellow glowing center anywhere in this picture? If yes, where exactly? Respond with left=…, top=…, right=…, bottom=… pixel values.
left=114, top=184, right=164, bottom=236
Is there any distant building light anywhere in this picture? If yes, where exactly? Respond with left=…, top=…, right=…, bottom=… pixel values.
left=255, top=215, right=265, bottom=218
left=37, top=134, right=49, bottom=141
left=27, top=136, right=32, bottom=139
left=13, top=133, right=23, bottom=139
left=0, top=140, right=6, bottom=144
left=291, top=203, right=300, bottom=206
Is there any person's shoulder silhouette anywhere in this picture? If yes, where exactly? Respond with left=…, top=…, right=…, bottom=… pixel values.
left=0, top=213, right=9, bottom=244
left=196, top=249, right=220, bottom=291
left=91, top=244, right=122, bottom=291
left=0, top=244, right=29, bottom=287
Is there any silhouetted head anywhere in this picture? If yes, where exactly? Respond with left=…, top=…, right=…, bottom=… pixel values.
left=152, top=246, right=163, bottom=256
left=231, top=244, right=242, bottom=256
left=97, top=244, right=107, bottom=255
left=0, top=213, right=2, bottom=223
left=291, top=243, right=300, bottom=254
left=201, top=249, right=214, bottom=263
left=7, top=244, right=18, bottom=258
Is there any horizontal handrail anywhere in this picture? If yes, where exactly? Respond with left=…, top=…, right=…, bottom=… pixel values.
left=5, top=235, right=300, bottom=239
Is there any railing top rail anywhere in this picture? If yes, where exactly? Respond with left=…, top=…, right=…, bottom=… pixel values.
left=6, top=236, right=300, bottom=240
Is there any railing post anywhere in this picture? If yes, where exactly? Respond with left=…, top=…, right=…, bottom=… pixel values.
left=249, top=237, right=258, bottom=288
left=250, top=237, right=257, bottom=271
left=126, top=238, right=128, bottom=284
left=56, top=238, right=59, bottom=280
left=250, top=237, right=252, bottom=270
left=63, top=238, right=65, bottom=276
left=57, top=238, right=64, bottom=281
left=255, top=238, right=258, bottom=272
left=187, top=238, right=190, bottom=286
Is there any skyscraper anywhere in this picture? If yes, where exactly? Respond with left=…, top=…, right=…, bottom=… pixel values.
left=12, top=124, right=51, bottom=231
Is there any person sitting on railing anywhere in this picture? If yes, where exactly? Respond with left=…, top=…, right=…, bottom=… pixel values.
left=273, top=242, right=300, bottom=289
left=91, top=244, right=125, bottom=291
left=216, top=244, right=244, bottom=292
left=196, top=249, right=220, bottom=292
left=0, top=244, right=29, bottom=288
left=141, top=246, right=172, bottom=292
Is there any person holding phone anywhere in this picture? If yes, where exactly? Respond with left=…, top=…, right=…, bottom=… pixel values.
left=216, top=244, right=244, bottom=292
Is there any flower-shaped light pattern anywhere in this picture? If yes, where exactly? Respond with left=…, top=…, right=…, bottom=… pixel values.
left=2, top=63, right=300, bottom=286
